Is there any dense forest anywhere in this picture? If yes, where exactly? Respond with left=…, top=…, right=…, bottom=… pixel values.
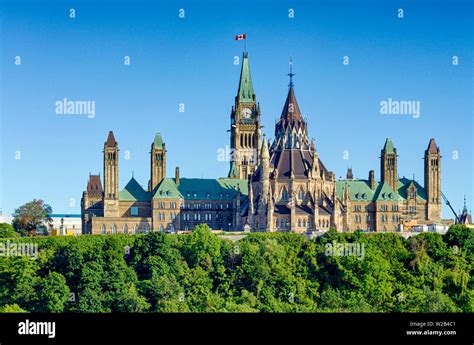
left=0, top=224, right=472, bottom=313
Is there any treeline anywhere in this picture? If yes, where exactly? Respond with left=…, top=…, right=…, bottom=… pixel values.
left=0, top=224, right=472, bottom=312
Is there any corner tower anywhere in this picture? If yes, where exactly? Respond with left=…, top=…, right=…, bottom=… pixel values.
left=103, top=131, right=119, bottom=217
left=150, top=133, right=166, bottom=192
left=380, top=138, right=398, bottom=193
left=424, top=138, right=441, bottom=221
left=228, top=52, right=261, bottom=179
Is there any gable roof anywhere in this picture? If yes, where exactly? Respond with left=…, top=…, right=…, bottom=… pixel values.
left=336, top=177, right=427, bottom=202
left=119, top=177, right=150, bottom=202
left=151, top=177, right=249, bottom=201
left=153, top=178, right=183, bottom=199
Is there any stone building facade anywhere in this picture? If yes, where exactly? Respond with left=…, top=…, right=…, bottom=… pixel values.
left=81, top=52, right=442, bottom=234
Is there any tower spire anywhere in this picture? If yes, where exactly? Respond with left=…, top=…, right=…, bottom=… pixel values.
left=288, top=57, right=295, bottom=88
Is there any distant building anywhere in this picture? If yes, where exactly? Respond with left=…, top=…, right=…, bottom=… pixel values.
left=81, top=51, right=444, bottom=234
left=47, top=214, right=82, bottom=236
left=458, top=197, right=473, bottom=228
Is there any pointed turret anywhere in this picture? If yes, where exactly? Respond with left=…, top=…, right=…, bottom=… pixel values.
left=103, top=131, right=119, bottom=217
left=382, top=138, right=395, bottom=154
left=274, top=63, right=310, bottom=149
left=280, top=86, right=302, bottom=121
left=150, top=133, right=166, bottom=192
left=237, top=52, right=255, bottom=103
left=106, top=131, right=117, bottom=147
left=424, top=138, right=441, bottom=221
left=380, top=137, right=398, bottom=193
left=228, top=52, right=261, bottom=179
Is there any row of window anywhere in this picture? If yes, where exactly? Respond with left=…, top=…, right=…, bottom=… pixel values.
left=185, top=192, right=231, bottom=199
left=275, top=218, right=330, bottom=229
left=353, top=204, right=399, bottom=212
left=353, top=215, right=399, bottom=223
left=100, top=223, right=176, bottom=234
left=183, top=203, right=231, bottom=210
left=156, top=212, right=177, bottom=221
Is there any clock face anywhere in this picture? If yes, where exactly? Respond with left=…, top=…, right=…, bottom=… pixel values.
left=241, top=107, right=252, bottom=119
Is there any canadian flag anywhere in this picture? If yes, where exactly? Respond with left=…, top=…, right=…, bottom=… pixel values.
left=235, top=33, right=246, bottom=41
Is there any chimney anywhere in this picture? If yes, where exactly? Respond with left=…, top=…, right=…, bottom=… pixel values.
left=175, top=167, right=180, bottom=186
left=369, top=170, right=375, bottom=190
left=346, top=167, right=353, bottom=180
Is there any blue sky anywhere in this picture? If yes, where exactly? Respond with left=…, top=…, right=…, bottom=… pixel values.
left=0, top=0, right=472, bottom=218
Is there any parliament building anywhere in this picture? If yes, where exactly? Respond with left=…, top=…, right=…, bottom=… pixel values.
left=81, top=52, right=442, bottom=234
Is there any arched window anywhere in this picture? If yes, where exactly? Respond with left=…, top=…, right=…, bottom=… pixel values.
left=303, top=219, right=306, bottom=227
left=101, top=224, right=106, bottom=234
left=240, top=133, right=244, bottom=147
left=145, top=224, right=150, bottom=233
left=297, top=219, right=301, bottom=227
left=133, top=224, right=138, bottom=234
left=159, top=224, right=164, bottom=231
left=111, top=224, right=117, bottom=234
left=298, top=189, right=304, bottom=200
left=123, top=224, right=128, bottom=234
left=281, top=187, right=289, bottom=200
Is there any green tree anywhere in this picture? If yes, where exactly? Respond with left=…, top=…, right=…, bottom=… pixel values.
left=35, top=272, right=70, bottom=312
left=0, top=257, right=40, bottom=311
left=0, top=223, right=18, bottom=238
left=12, top=199, right=52, bottom=236
left=0, top=304, right=27, bottom=312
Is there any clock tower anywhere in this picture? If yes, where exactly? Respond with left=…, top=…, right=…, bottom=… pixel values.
left=228, top=52, right=262, bottom=179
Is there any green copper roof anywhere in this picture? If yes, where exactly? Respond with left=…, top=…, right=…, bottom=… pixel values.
left=336, top=177, right=427, bottom=202
left=373, top=182, right=401, bottom=201
left=336, top=180, right=377, bottom=201
left=177, top=178, right=248, bottom=200
left=398, top=177, right=427, bottom=201
left=153, top=178, right=183, bottom=199
left=151, top=177, right=249, bottom=201
left=383, top=138, right=395, bottom=154
left=228, top=161, right=239, bottom=179
left=153, top=133, right=164, bottom=148
left=119, top=177, right=150, bottom=202
left=237, top=52, right=254, bottom=102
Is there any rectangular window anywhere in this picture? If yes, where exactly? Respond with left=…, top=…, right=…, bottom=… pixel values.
left=130, top=207, right=138, bottom=216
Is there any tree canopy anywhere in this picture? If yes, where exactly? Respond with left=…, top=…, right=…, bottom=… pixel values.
left=0, top=224, right=471, bottom=313
left=11, top=199, right=52, bottom=236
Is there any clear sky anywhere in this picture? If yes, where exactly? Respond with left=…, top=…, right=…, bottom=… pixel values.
left=1, top=0, right=472, bottom=219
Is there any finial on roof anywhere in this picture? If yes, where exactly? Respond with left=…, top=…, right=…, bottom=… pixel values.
left=288, top=57, right=295, bottom=88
